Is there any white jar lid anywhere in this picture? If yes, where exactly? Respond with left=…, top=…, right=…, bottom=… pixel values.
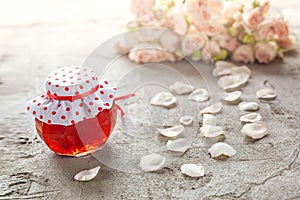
left=27, top=66, right=116, bottom=126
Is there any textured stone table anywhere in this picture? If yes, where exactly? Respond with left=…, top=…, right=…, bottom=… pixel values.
left=0, top=1, right=300, bottom=199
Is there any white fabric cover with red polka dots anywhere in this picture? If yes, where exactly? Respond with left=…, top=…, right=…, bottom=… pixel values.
left=27, top=66, right=116, bottom=126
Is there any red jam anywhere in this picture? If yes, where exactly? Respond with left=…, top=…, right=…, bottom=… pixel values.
left=35, top=103, right=117, bottom=156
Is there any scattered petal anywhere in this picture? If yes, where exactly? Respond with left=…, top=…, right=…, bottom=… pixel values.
left=157, top=125, right=184, bottom=138
left=241, top=121, right=268, bottom=139
left=213, top=61, right=236, bottom=76
left=74, top=166, right=101, bottom=182
left=167, top=138, right=190, bottom=153
left=170, top=81, right=194, bottom=95
left=213, top=63, right=251, bottom=77
left=201, top=125, right=224, bottom=138
left=208, top=142, right=236, bottom=158
left=200, top=102, right=223, bottom=115
left=180, top=116, right=194, bottom=126
left=203, top=114, right=217, bottom=126
left=150, top=92, right=177, bottom=108
left=218, top=74, right=250, bottom=91
left=188, top=88, right=210, bottom=102
left=238, top=102, right=259, bottom=111
left=231, top=65, right=251, bottom=76
left=256, top=88, right=277, bottom=100
left=140, top=153, right=166, bottom=172
left=221, top=91, right=242, bottom=103
left=180, top=164, right=205, bottom=178
left=240, top=113, right=262, bottom=123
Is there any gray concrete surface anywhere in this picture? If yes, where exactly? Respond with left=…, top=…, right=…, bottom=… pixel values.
left=1, top=1, right=300, bottom=199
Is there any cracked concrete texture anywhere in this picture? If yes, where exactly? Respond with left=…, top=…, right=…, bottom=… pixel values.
left=1, top=1, right=300, bottom=200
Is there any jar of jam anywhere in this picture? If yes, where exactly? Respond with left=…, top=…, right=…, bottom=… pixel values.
left=27, top=66, right=117, bottom=157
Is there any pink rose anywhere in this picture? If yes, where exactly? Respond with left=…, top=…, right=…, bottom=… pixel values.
left=232, top=44, right=255, bottom=64
left=254, top=42, right=277, bottom=64
left=255, top=20, right=289, bottom=41
left=128, top=43, right=177, bottom=63
left=167, top=4, right=188, bottom=35
left=130, top=0, right=165, bottom=27
left=185, top=0, right=206, bottom=12
left=181, top=26, right=208, bottom=56
left=213, top=34, right=239, bottom=52
left=223, top=3, right=243, bottom=25
left=277, top=35, right=298, bottom=51
left=243, top=0, right=270, bottom=14
left=184, top=0, right=213, bottom=28
left=207, top=0, right=223, bottom=12
left=196, top=20, right=224, bottom=37
left=202, top=40, right=222, bottom=61
left=130, top=0, right=155, bottom=17
left=138, top=13, right=165, bottom=27
left=257, top=0, right=270, bottom=15
left=242, top=7, right=264, bottom=29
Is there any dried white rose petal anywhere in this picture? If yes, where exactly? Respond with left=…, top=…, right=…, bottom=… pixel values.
left=240, top=113, right=262, bottom=123
left=167, top=138, right=190, bottom=153
left=213, top=62, right=251, bottom=77
left=188, top=88, right=210, bottom=102
left=256, top=88, right=277, bottom=100
left=150, top=92, right=177, bottom=108
left=231, top=66, right=251, bottom=76
left=170, top=81, right=194, bottom=95
left=200, top=102, right=223, bottom=115
left=180, top=116, right=194, bottom=126
left=140, top=153, right=166, bottom=172
left=213, top=61, right=236, bottom=76
left=203, top=114, right=217, bottom=126
left=201, top=125, right=224, bottom=138
left=157, top=125, right=184, bottom=138
left=180, top=164, right=205, bottom=178
left=241, top=121, right=268, bottom=139
left=74, top=166, right=101, bottom=182
left=238, top=102, right=259, bottom=111
left=221, top=91, right=242, bottom=103
left=208, top=142, right=236, bottom=158
left=218, top=74, right=250, bottom=91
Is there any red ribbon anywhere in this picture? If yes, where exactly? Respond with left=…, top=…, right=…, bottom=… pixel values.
left=115, top=93, right=135, bottom=101
left=114, top=93, right=135, bottom=117
left=47, top=85, right=99, bottom=102
left=47, top=85, right=134, bottom=117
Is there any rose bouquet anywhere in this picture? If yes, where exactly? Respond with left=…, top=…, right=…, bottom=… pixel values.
left=118, top=0, right=298, bottom=64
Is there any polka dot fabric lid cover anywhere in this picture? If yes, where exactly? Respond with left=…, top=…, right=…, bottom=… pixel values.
left=27, top=66, right=116, bottom=126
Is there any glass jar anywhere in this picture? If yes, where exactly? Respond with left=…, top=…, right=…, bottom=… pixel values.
left=27, top=66, right=117, bottom=156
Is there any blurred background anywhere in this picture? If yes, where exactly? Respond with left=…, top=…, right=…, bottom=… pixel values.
left=0, top=0, right=299, bottom=26
left=0, top=0, right=131, bottom=25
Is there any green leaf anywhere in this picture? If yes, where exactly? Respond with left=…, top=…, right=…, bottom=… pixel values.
left=221, top=49, right=228, bottom=60
left=252, top=0, right=260, bottom=8
left=243, top=34, right=255, bottom=44
left=212, top=49, right=228, bottom=62
left=127, top=21, right=139, bottom=32
left=191, top=50, right=202, bottom=61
